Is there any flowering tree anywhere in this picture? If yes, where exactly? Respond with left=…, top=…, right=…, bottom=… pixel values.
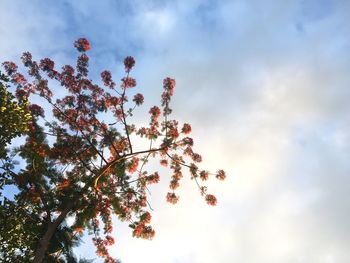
left=0, top=38, right=226, bottom=263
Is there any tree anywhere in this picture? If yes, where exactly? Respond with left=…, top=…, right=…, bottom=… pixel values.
left=0, top=38, right=226, bottom=263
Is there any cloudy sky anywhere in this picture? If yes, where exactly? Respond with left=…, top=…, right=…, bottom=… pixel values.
left=1, top=0, right=350, bottom=262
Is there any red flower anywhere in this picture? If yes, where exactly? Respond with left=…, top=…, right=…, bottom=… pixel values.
left=205, top=194, right=217, bottom=206
left=182, top=137, right=194, bottom=146
left=13, top=73, right=25, bottom=84
left=216, top=170, right=226, bottom=181
left=133, top=93, right=144, bottom=106
left=181, top=123, right=192, bottom=134
left=146, top=172, right=160, bottom=184
left=160, top=159, right=168, bottom=167
left=124, top=56, right=135, bottom=72
left=21, top=52, right=32, bottom=66
left=166, top=192, right=179, bottom=204
left=74, top=38, right=90, bottom=52
left=121, top=77, right=136, bottom=89
left=100, top=70, right=115, bottom=88
left=163, top=77, right=176, bottom=96
left=140, top=212, right=152, bottom=224
left=2, top=61, right=18, bottom=75
left=149, top=106, right=161, bottom=118
left=105, top=235, right=115, bottom=245
left=39, top=58, right=55, bottom=71
left=192, top=153, right=202, bottom=163
left=199, top=170, right=209, bottom=181
left=169, top=179, right=179, bottom=190
left=29, top=104, right=45, bottom=117
left=127, top=157, right=139, bottom=173
left=168, top=127, right=179, bottom=139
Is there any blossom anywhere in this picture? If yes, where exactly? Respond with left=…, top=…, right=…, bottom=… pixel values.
left=133, top=224, right=155, bottom=240
left=160, top=159, right=168, bottom=167
left=146, top=172, right=160, bottom=184
left=74, top=38, right=90, bottom=52
left=161, top=77, right=176, bottom=116
left=216, top=169, right=226, bottom=180
left=15, top=89, right=28, bottom=98
left=77, top=53, right=89, bottom=77
left=182, top=137, right=194, bottom=146
left=140, top=212, right=152, bottom=224
left=181, top=123, right=192, bottom=134
left=29, top=104, right=45, bottom=117
left=149, top=106, right=161, bottom=118
left=192, top=153, right=202, bottom=163
left=166, top=192, right=179, bottom=204
left=105, top=235, right=115, bottom=245
left=127, top=157, right=139, bottom=173
left=133, top=93, right=144, bottom=106
left=21, top=52, right=32, bottom=66
left=167, top=127, right=179, bottom=139
left=169, top=179, right=179, bottom=190
left=39, top=58, right=55, bottom=71
left=124, top=56, right=135, bottom=72
left=61, top=65, right=75, bottom=75
left=101, top=70, right=114, bottom=87
left=13, top=73, right=25, bottom=84
left=2, top=61, right=17, bottom=75
left=163, top=77, right=176, bottom=96
left=199, top=170, right=209, bottom=181
left=121, top=77, right=136, bottom=89
left=205, top=194, right=217, bottom=206
left=189, top=163, right=198, bottom=177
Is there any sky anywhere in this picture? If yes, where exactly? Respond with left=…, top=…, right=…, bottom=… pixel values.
left=1, top=0, right=350, bottom=262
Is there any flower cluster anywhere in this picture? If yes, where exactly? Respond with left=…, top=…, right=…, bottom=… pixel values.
left=2, top=61, right=17, bottom=75
left=181, top=123, right=192, bottom=134
left=216, top=169, right=226, bottom=180
left=133, top=93, right=144, bottom=106
left=77, top=53, right=89, bottom=77
left=161, top=77, right=176, bottom=116
left=121, top=76, right=136, bottom=89
left=199, top=170, right=209, bottom=181
left=145, top=172, right=160, bottom=184
left=124, top=56, right=135, bottom=72
left=205, top=194, right=217, bottom=206
left=166, top=192, right=179, bottom=204
left=127, top=157, right=139, bottom=173
left=101, top=70, right=116, bottom=88
left=132, top=223, right=155, bottom=240
left=149, top=106, right=161, bottom=125
left=39, top=58, right=55, bottom=71
left=74, top=38, right=90, bottom=52
left=29, top=104, right=45, bottom=117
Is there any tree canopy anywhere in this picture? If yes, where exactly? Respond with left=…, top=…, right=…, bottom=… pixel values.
left=0, top=38, right=225, bottom=263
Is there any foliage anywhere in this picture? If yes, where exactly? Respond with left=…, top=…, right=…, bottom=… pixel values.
left=0, top=38, right=225, bottom=263
left=0, top=72, right=31, bottom=158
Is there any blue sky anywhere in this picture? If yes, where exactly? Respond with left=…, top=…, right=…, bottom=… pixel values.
left=1, top=0, right=350, bottom=262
